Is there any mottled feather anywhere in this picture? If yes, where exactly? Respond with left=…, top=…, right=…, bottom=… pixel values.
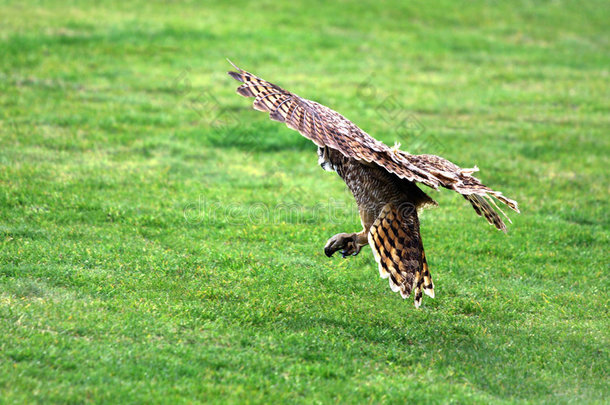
left=369, top=203, right=432, bottom=307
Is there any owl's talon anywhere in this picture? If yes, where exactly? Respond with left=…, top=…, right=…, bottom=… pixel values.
left=345, top=242, right=362, bottom=257
left=325, top=233, right=361, bottom=258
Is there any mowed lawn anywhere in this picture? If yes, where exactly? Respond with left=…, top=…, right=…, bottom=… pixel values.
left=0, top=0, right=608, bottom=403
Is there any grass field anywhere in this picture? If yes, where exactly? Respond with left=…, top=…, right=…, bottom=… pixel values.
left=1, top=0, right=608, bottom=403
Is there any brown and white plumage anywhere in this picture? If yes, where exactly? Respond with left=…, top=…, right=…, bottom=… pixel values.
left=227, top=61, right=519, bottom=307
left=369, top=203, right=435, bottom=307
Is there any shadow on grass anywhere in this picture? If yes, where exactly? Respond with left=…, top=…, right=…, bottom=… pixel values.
left=227, top=302, right=600, bottom=401
left=181, top=124, right=313, bottom=152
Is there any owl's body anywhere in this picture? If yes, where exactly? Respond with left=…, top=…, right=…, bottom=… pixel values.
left=228, top=62, right=519, bottom=307
left=321, top=146, right=435, bottom=213
left=319, top=146, right=436, bottom=303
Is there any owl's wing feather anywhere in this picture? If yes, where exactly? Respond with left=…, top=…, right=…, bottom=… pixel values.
left=227, top=61, right=436, bottom=184
left=397, top=153, right=519, bottom=231
left=369, top=203, right=434, bottom=307
left=227, top=62, right=519, bottom=231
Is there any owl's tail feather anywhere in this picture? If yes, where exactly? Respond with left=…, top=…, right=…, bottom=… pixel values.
left=368, top=203, right=434, bottom=308
left=422, top=250, right=435, bottom=299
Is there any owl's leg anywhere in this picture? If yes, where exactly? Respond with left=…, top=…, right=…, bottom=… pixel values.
left=324, top=231, right=369, bottom=258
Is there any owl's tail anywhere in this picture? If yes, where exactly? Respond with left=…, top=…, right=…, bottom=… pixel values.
left=368, top=203, right=435, bottom=307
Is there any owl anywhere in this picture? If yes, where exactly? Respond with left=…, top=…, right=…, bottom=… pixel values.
left=227, top=61, right=519, bottom=307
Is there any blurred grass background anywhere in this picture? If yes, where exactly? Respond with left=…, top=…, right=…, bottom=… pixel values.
left=0, top=0, right=608, bottom=403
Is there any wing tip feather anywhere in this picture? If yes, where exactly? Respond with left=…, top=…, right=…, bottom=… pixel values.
left=227, top=59, right=247, bottom=83
left=227, top=70, right=243, bottom=83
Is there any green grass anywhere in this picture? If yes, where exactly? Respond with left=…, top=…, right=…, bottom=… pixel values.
left=0, top=0, right=608, bottom=403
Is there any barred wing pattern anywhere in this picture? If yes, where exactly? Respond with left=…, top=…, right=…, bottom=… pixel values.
left=227, top=61, right=519, bottom=230
left=399, top=153, right=520, bottom=231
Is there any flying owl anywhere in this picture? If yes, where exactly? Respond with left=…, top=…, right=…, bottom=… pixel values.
left=227, top=61, right=519, bottom=307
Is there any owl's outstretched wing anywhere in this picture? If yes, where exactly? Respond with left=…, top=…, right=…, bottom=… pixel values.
left=227, top=61, right=519, bottom=230
left=227, top=61, right=435, bottom=184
